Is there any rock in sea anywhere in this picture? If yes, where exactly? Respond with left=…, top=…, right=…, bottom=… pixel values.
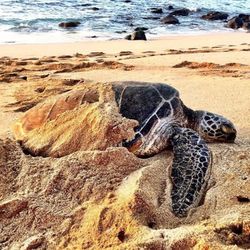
left=226, top=16, right=244, bottom=29
left=225, top=14, right=250, bottom=30
left=150, top=8, right=163, bottom=14
left=161, top=15, right=180, bottom=25
left=170, top=8, right=190, bottom=16
left=242, top=22, right=250, bottom=31
left=134, top=27, right=148, bottom=31
left=125, top=30, right=147, bottom=40
left=59, top=21, right=81, bottom=28
left=239, top=14, right=250, bottom=22
left=201, top=11, right=228, bottom=21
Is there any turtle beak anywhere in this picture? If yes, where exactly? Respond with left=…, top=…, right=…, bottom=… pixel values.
left=221, top=124, right=236, bottom=142
left=226, top=131, right=236, bottom=142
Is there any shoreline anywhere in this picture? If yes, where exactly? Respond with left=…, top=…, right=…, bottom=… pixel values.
left=0, top=29, right=239, bottom=45
left=0, top=31, right=249, bottom=58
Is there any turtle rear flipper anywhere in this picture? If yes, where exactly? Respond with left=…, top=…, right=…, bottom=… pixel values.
left=170, top=127, right=211, bottom=217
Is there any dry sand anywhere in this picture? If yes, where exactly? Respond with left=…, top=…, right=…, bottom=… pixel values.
left=0, top=33, right=249, bottom=249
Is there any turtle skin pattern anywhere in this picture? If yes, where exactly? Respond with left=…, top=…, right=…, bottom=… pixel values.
left=113, top=82, right=211, bottom=217
left=170, top=127, right=210, bottom=217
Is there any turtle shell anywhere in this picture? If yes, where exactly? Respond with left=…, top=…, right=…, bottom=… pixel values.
left=12, top=83, right=138, bottom=157
left=12, top=81, right=184, bottom=157
left=12, top=88, right=100, bottom=140
left=113, top=82, right=181, bottom=135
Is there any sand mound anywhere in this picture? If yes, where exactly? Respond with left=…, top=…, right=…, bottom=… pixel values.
left=172, top=61, right=250, bottom=78
left=12, top=83, right=137, bottom=157
left=0, top=44, right=250, bottom=249
left=0, top=136, right=249, bottom=249
left=0, top=137, right=144, bottom=249
left=173, top=61, right=219, bottom=69
left=3, top=80, right=250, bottom=249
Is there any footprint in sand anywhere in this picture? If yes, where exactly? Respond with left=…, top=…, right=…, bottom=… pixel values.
left=87, top=52, right=105, bottom=57
left=22, top=57, right=39, bottom=61
left=96, top=59, right=105, bottom=63
left=119, top=51, right=133, bottom=56
left=142, top=50, right=156, bottom=54
left=57, top=55, right=73, bottom=59
left=225, top=48, right=236, bottom=52
left=40, top=58, right=58, bottom=63
left=74, top=53, right=86, bottom=58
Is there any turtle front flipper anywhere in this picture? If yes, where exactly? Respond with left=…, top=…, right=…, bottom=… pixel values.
left=170, top=127, right=211, bottom=217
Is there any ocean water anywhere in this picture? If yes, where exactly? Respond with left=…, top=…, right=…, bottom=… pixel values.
left=0, top=0, right=249, bottom=44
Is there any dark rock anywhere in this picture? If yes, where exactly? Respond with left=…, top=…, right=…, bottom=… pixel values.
left=125, top=34, right=132, bottom=40
left=134, top=27, right=148, bottom=31
left=238, top=14, right=250, bottom=22
left=115, top=30, right=127, bottom=34
left=125, top=30, right=147, bottom=41
left=142, top=16, right=161, bottom=20
left=124, top=0, right=131, bottom=2
left=242, top=22, right=250, bottom=30
left=161, top=15, right=180, bottom=25
left=195, top=8, right=202, bottom=12
left=131, top=30, right=147, bottom=40
left=226, top=17, right=243, bottom=29
left=77, top=3, right=92, bottom=7
left=92, top=7, right=99, bottom=11
left=150, top=8, right=163, bottom=14
left=168, top=5, right=174, bottom=10
left=59, top=21, right=81, bottom=28
left=170, top=8, right=190, bottom=16
left=201, top=11, right=228, bottom=21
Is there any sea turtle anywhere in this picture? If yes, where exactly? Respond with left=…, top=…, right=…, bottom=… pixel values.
left=12, top=81, right=236, bottom=217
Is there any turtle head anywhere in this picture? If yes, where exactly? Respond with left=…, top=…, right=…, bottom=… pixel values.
left=196, top=111, right=236, bottom=143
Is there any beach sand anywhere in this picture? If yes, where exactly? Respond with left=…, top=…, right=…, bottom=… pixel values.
left=0, top=33, right=250, bottom=249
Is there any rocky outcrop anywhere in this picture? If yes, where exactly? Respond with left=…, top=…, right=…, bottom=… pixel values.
left=150, top=8, right=163, bottom=14
left=226, top=14, right=250, bottom=30
left=142, top=16, right=161, bottom=20
left=59, top=21, right=81, bottom=28
left=161, top=15, right=180, bottom=25
left=124, top=34, right=132, bottom=40
left=201, top=11, right=228, bottom=21
left=243, top=22, right=250, bottom=30
left=226, top=16, right=244, bottom=29
left=239, top=14, right=250, bottom=22
left=170, top=8, right=190, bottom=16
left=125, top=30, right=147, bottom=40
left=134, top=27, right=148, bottom=31
left=131, top=30, right=147, bottom=40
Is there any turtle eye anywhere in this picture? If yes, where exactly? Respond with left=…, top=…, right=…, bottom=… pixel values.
left=221, top=124, right=235, bottom=134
